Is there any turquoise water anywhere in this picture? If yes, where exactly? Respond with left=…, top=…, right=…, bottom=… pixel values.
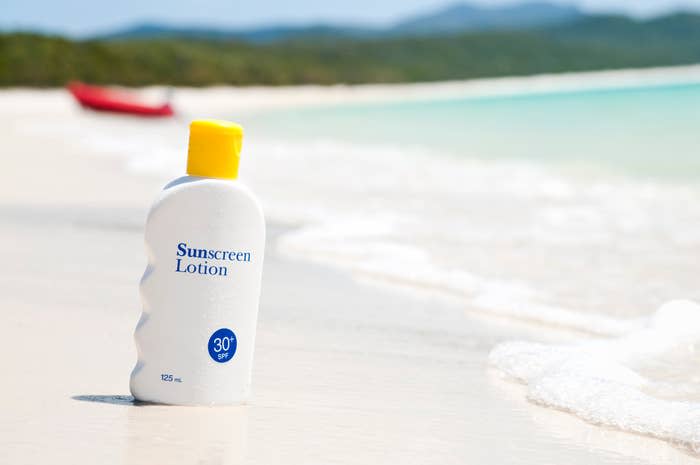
left=247, top=82, right=700, bottom=180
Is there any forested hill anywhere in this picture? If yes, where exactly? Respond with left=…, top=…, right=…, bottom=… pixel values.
left=1, top=13, right=700, bottom=87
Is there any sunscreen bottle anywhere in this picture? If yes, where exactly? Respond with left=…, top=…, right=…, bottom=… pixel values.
left=130, top=119, right=265, bottom=405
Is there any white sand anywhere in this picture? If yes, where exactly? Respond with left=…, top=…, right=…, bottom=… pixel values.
left=170, top=64, right=700, bottom=113
left=1, top=73, right=699, bottom=464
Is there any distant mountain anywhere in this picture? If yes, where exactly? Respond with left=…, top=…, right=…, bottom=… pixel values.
left=96, top=1, right=585, bottom=42
left=545, top=12, right=700, bottom=44
left=100, top=23, right=377, bottom=42
left=392, top=2, right=583, bottom=35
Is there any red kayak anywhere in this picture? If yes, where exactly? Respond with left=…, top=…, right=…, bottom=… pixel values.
left=67, top=82, right=174, bottom=117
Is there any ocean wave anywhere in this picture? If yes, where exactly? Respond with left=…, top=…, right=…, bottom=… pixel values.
left=489, top=300, right=700, bottom=455
left=242, top=138, right=700, bottom=328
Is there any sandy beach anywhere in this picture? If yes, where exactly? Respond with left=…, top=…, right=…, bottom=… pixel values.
left=2, top=72, right=700, bottom=464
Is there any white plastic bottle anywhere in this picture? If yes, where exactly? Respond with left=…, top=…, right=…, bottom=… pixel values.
left=130, top=119, right=265, bottom=405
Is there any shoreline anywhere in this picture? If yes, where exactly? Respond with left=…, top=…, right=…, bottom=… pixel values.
left=139, top=63, right=700, bottom=114
left=3, top=63, right=700, bottom=114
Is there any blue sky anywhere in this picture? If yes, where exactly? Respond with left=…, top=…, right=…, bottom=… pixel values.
left=4, top=0, right=700, bottom=36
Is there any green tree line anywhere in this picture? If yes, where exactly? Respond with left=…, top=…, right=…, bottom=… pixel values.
left=2, top=15, right=700, bottom=86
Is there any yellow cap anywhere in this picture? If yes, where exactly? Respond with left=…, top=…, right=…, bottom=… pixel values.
left=186, top=119, right=244, bottom=180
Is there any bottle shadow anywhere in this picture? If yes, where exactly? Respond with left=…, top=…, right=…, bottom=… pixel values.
left=71, top=394, right=155, bottom=406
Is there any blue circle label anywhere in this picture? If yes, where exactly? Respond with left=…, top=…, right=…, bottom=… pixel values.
left=208, top=328, right=237, bottom=363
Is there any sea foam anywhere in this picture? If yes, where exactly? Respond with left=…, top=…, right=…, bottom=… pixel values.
left=489, top=300, right=700, bottom=454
